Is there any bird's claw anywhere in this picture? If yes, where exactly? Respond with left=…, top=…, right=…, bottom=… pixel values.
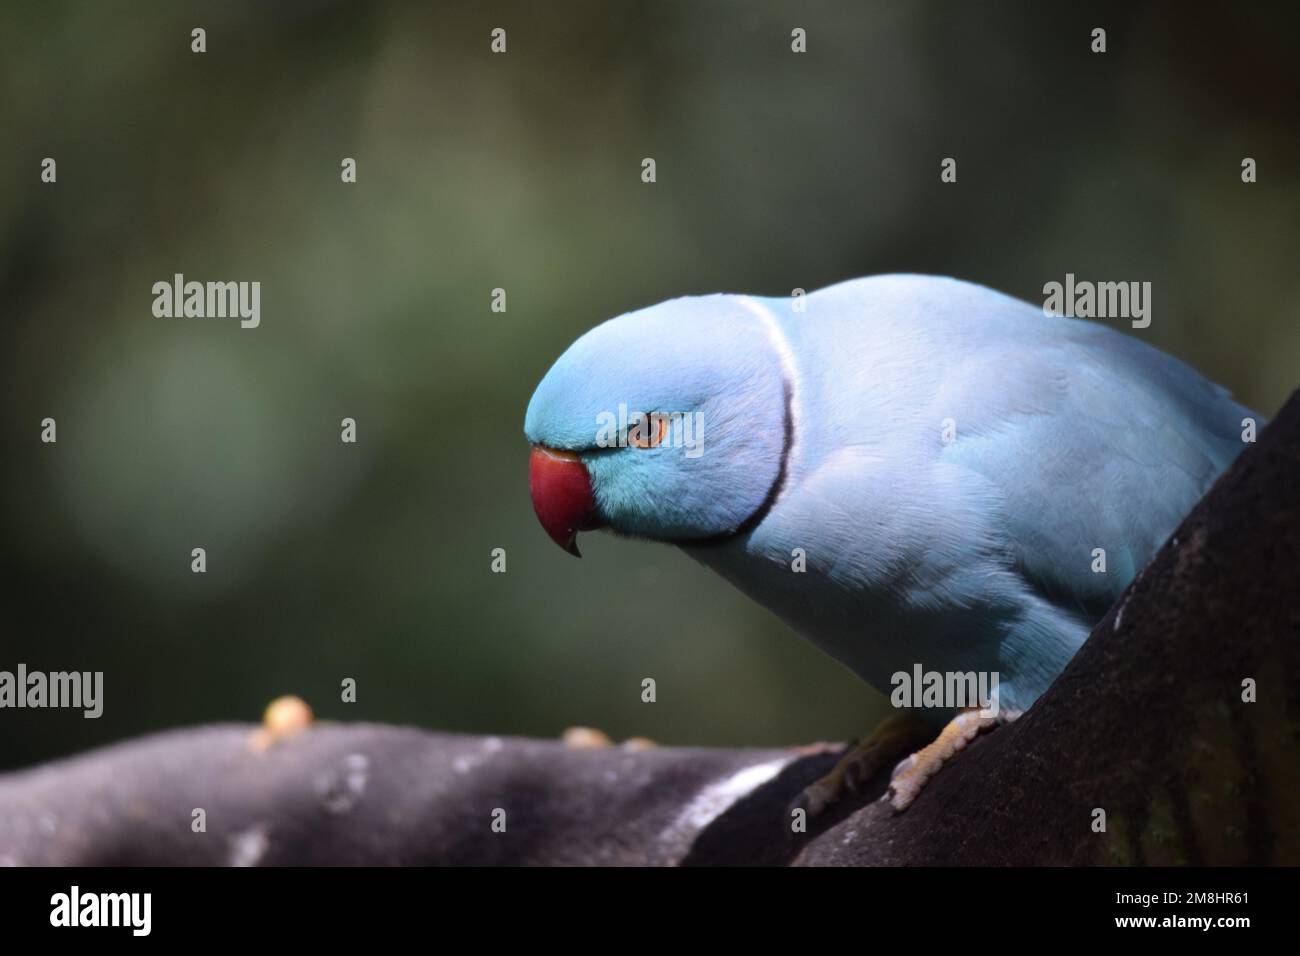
left=885, top=708, right=1021, bottom=811
left=794, top=712, right=935, bottom=818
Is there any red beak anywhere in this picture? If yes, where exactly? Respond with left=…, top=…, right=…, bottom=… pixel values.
left=529, top=446, right=599, bottom=557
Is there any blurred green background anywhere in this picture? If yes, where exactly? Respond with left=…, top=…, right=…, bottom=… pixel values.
left=2, top=1, right=1296, bottom=770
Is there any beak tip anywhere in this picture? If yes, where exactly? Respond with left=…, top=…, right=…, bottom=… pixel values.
left=554, top=529, right=582, bottom=557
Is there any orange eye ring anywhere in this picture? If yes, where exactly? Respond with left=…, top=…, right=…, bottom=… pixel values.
left=628, top=413, right=670, bottom=449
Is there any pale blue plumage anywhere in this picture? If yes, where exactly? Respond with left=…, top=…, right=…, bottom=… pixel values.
left=525, top=275, right=1256, bottom=718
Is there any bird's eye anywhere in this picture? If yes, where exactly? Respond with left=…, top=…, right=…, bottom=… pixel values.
left=628, top=414, right=669, bottom=449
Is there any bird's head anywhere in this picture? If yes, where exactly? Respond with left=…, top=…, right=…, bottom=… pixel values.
left=524, top=295, right=789, bottom=555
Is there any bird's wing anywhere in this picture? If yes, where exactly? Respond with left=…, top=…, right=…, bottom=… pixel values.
left=940, top=320, right=1254, bottom=616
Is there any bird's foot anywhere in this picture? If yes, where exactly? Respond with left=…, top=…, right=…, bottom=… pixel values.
left=797, top=712, right=935, bottom=817
left=885, top=708, right=1021, bottom=811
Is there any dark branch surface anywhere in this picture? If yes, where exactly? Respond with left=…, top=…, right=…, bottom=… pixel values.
left=3, top=394, right=1297, bottom=866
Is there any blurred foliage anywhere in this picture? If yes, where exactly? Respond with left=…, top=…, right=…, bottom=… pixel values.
left=1, top=1, right=1296, bottom=769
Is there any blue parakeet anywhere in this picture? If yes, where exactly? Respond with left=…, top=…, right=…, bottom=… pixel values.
left=524, top=275, right=1256, bottom=809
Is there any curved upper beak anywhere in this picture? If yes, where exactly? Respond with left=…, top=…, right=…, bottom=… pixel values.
left=529, top=446, right=599, bottom=557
